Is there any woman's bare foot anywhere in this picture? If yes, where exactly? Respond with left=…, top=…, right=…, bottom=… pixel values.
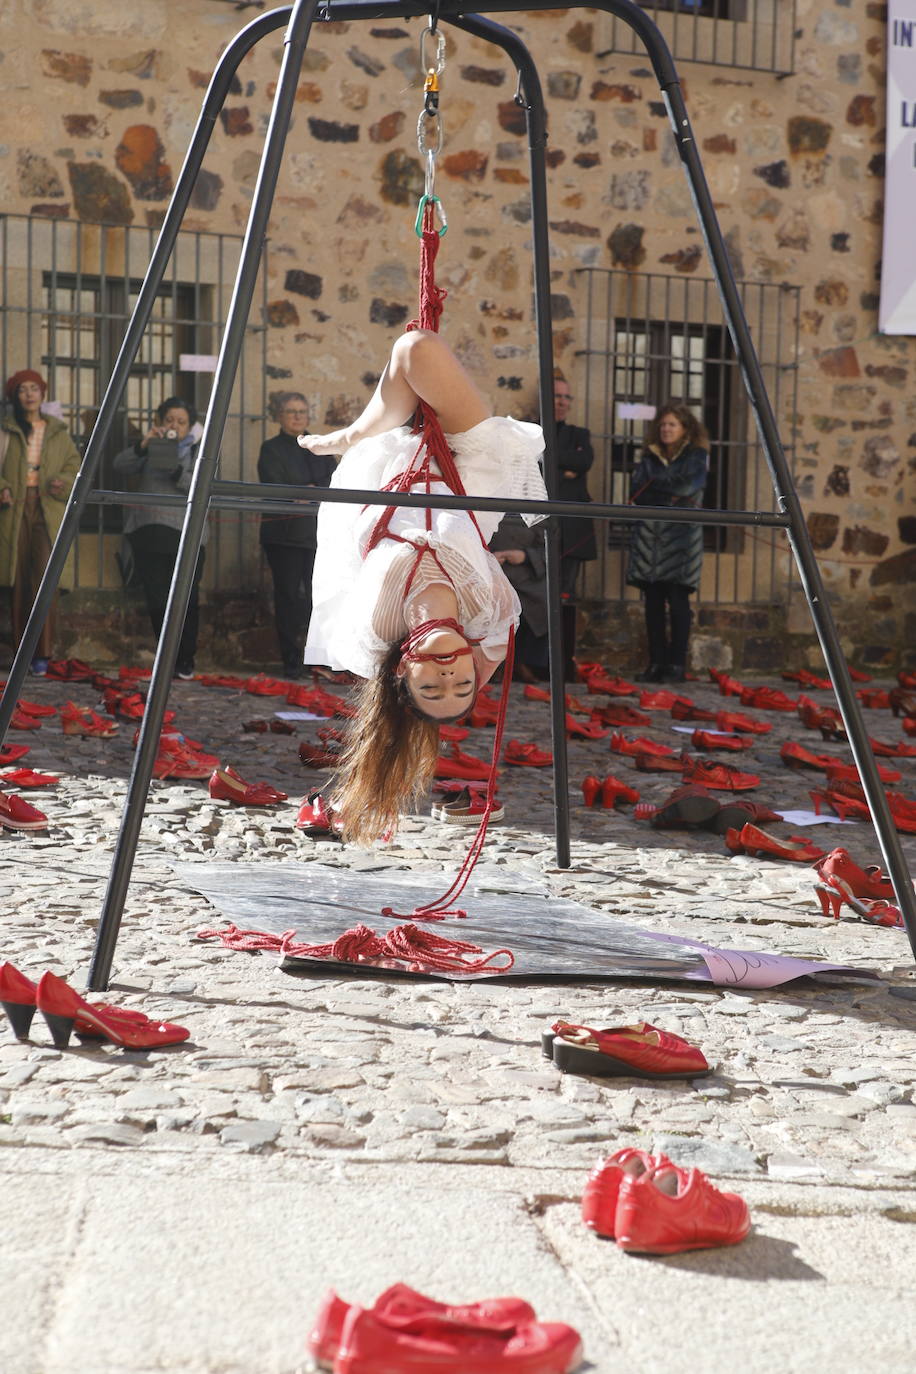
left=297, top=429, right=351, bottom=456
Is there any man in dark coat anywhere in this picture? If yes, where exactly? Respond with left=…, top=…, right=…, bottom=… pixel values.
left=554, top=376, right=597, bottom=597
left=258, top=392, right=336, bottom=678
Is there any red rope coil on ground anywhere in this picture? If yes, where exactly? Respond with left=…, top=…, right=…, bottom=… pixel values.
left=196, top=921, right=514, bottom=973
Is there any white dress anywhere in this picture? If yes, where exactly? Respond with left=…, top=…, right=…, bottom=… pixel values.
left=304, top=415, right=547, bottom=679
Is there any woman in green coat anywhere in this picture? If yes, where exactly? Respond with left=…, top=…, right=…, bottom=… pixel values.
left=0, top=370, right=80, bottom=675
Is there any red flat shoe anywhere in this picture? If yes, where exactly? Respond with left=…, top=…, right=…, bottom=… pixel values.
left=609, top=733, right=676, bottom=758
left=638, top=689, right=681, bottom=711
left=670, top=699, right=717, bottom=722
left=439, top=724, right=469, bottom=744
left=565, top=714, right=608, bottom=741
left=310, top=1286, right=538, bottom=1371
left=589, top=703, right=651, bottom=728
left=739, top=685, right=798, bottom=712
left=779, top=740, right=836, bottom=772
left=615, top=1163, right=751, bottom=1255
left=633, top=752, right=687, bottom=773
left=0, top=768, right=59, bottom=788
left=334, top=1304, right=583, bottom=1374
left=691, top=729, right=751, bottom=752
left=710, top=669, right=745, bottom=697
left=813, top=847, right=897, bottom=902
left=208, top=768, right=288, bottom=805
left=581, top=775, right=601, bottom=807
left=580, top=668, right=637, bottom=697
left=869, top=736, right=916, bottom=758
left=783, top=668, right=832, bottom=689
left=581, top=1149, right=672, bottom=1239
left=550, top=1019, right=709, bottom=1079
left=296, top=789, right=341, bottom=837
left=825, top=759, right=901, bottom=785
left=682, top=759, right=760, bottom=791
left=35, top=971, right=190, bottom=1050
left=714, top=710, right=771, bottom=735
left=435, top=745, right=492, bottom=780
left=0, top=744, right=30, bottom=766
left=600, top=775, right=640, bottom=808
left=858, top=689, right=890, bottom=709
left=725, top=823, right=826, bottom=863
left=504, top=740, right=553, bottom=768
left=898, top=670, right=916, bottom=690
left=299, top=740, right=341, bottom=769
left=9, top=709, right=41, bottom=731
left=0, top=791, right=47, bottom=831
left=633, top=783, right=719, bottom=829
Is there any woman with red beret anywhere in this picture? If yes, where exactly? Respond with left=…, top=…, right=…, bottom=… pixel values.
left=0, top=370, right=81, bottom=674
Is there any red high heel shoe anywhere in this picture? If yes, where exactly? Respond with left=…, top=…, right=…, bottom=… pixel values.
left=0, top=964, right=190, bottom=1047
left=709, top=669, right=746, bottom=696
left=565, top=713, right=608, bottom=741
left=725, top=824, right=826, bottom=863
left=813, top=847, right=899, bottom=902
left=581, top=775, right=602, bottom=807
left=808, top=787, right=871, bottom=822
left=601, top=775, right=640, bottom=808
left=35, top=971, right=191, bottom=1049
left=814, top=877, right=904, bottom=927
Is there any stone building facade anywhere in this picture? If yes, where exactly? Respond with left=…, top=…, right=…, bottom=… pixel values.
left=0, top=0, right=912, bottom=672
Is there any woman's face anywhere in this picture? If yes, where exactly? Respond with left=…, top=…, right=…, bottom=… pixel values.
left=17, top=379, right=44, bottom=415
left=160, top=406, right=191, bottom=439
left=402, top=628, right=477, bottom=720
left=658, top=412, right=687, bottom=450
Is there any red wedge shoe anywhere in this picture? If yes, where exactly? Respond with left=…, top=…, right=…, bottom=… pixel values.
left=0, top=791, right=48, bottom=831
left=61, top=701, right=119, bottom=738
left=691, top=729, right=751, bottom=752
left=35, top=971, right=190, bottom=1050
left=600, top=775, right=640, bottom=808
left=581, top=775, right=602, bottom=807
left=550, top=1020, right=708, bottom=1079
left=725, top=823, right=826, bottom=863
left=581, top=1148, right=673, bottom=1239
left=504, top=740, right=553, bottom=767
left=682, top=759, right=760, bottom=791
left=615, top=1163, right=751, bottom=1255
left=714, top=710, right=772, bottom=735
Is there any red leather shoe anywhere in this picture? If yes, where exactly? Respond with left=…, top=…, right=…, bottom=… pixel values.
left=0, top=768, right=59, bottom=788
left=783, top=668, right=831, bottom=689
left=245, top=674, right=289, bottom=696
left=565, top=714, right=607, bottom=741
left=469, top=696, right=501, bottom=728
left=296, top=789, right=341, bottom=837
left=45, top=657, right=93, bottom=682
left=334, top=1304, right=583, bottom=1374
left=813, top=847, right=897, bottom=903
left=600, top=775, right=640, bottom=808
left=523, top=684, right=551, bottom=703
left=682, top=759, right=760, bottom=791
left=550, top=1020, right=708, bottom=1079
left=706, top=798, right=783, bottom=834
left=61, top=701, right=119, bottom=738
left=848, top=665, right=873, bottom=683
left=633, top=752, right=687, bottom=773
left=868, top=735, right=916, bottom=759
left=0, top=791, right=47, bottom=831
left=0, top=743, right=30, bottom=766
left=609, top=733, right=676, bottom=758
left=809, top=787, right=871, bottom=822
left=580, top=667, right=637, bottom=697
left=0, top=962, right=189, bottom=1045
left=670, top=699, right=717, bottom=722
left=504, top=740, right=553, bottom=768
left=589, top=703, right=651, bottom=728
left=309, top=1285, right=538, bottom=1371
left=435, top=745, right=492, bottom=780
left=581, top=775, right=601, bottom=807
left=242, top=718, right=268, bottom=733
left=634, top=783, right=719, bottom=829
left=581, top=1148, right=673, bottom=1238
left=35, top=971, right=190, bottom=1050
left=9, top=708, right=41, bottom=730
left=709, top=669, right=745, bottom=697
left=898, top=670, right=916, bottom=690
left=152, top=740, right=215, bottom=781
left=691, top=729, right=751, bottom=752
left=857, top=689, right=891, bottom=709
left=814, top=876, right=905, bottom=927
left=825, top=759, right=901, bottom=785
left=638, top=689, right=681, bottom=711
left=779, top=740, right=836, bottom=772
left=739, top=685, right=797, bottom=712
left=208, top=767, right=288, bottom=806
left=615, top=1163, right=751, bottom=1255
left=725, top=823, right=826, bottom=863
left=299, top=740, right=341, bottom=768
left=439, top=724, right=469, bottom=744
left=714, top=709, right=771, bottom=735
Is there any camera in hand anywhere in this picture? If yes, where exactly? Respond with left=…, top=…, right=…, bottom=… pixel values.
left=146, top=434, right=180, bottom=473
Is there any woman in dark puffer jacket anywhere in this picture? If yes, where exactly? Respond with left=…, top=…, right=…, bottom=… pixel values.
left=627, top=404, right=709, bottom=683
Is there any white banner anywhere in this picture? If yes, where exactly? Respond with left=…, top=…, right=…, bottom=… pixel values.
left=880, top=2, right=916, bottom=333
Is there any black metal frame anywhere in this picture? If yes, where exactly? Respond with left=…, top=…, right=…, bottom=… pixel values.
left=3, top=0, right=914, bottom=990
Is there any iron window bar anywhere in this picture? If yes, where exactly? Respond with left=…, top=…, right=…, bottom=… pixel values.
left=0, top=0, right=911, bottom=991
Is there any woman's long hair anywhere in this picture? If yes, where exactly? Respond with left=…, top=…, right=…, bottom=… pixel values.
left=11, top=395, right=34, bottom=440
left=646, top=403, right=708, bottom=452
left=333, top=644, right=441, bottom=845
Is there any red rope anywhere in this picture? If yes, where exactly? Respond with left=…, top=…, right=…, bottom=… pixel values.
left=196, top=921, right=514, bottom=973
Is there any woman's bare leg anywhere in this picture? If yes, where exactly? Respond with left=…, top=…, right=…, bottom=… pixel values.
left=299, top=330, right=491, bottom=455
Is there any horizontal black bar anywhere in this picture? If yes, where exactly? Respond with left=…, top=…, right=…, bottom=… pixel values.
left=88, top=484, right=792, bottom=529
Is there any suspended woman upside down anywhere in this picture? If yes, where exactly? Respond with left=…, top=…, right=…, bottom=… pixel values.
left=298, top=329, right=547, bottom=845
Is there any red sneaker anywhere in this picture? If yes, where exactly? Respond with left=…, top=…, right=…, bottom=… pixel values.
left=725, top=823, right=826, bottom=863
left=309, top=1286, right=538, bottom=1370
left=581, top=1149, right=672, bottom=1238
left=334, top=1304, right=583, bottom=1374
left=550, top=1020, right=708, bottom=1079
left=0, top=791, right=48, bottom=831
left=600, top=775, right=640, bottom=808
left=615, top=1163, right=751, bottom=1255
left=609, top=733, right=676, bottom=758
left=691, top=729, right=751, bottom=752
left=714, top=709, right=771, bottom=735
left=682, top=759, right=760, bottom=791
left=504, top=740, right=553, bottom=768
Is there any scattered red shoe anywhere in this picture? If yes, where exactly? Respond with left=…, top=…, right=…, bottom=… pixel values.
left=682, top=758, right=760, bottom=791
left=615, top=1162, right=751, bottom=1255
left=582, top=1149, right=671, bottom=1238
left=61, top=701, right=119, bottom=738
left=638, top=689, right=681, bottom=711
left=783, top=668, right=831, bottom=689
left=600, top=775, right=640, bottom=808
left=779, top=740, right=836, bottom=772
left=0, top=744, right=30, bottom=766
left=670, top=698, right=717, bottom=723
left=725, top=823, right=826, bottom=863
left=435, top=744, right=493, bottom=780
left=549, top=1020, right=709, bottom=1079
left=523, top=684, right=551, bottom=703
left=590, top=703, right=652, bottom=728
left=504, top=740, right=553, bottom=767
left=739, top=685, right=797, bottom=712
left=0, top=790, right=48, bottom=831
left=609, top=733, right=676, bottom=758
left=813, top=847, right=897, bottom=903
left=691, top=729, right=751, bottom=752
left=714, top=709, right=771, bottom=735
left=0, top=768, right=59, bottom=788
left=581, top=774, right=602, bottom=807
left=296, top=789, right=341, bottom=837
left=209, top=767, right=288, bottom=806
left=565, top=713, right=607, bottom=741
left=246, top=674, right=289, bottom=696
left=9, top=709, right=41, bottom=731
left=709, top=669, right=746, bottom=697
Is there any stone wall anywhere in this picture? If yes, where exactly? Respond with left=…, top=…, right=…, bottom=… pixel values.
left=1, top=0, right=914, bottom=671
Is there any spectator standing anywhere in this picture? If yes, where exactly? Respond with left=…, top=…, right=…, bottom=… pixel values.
left=490, top=514, right=549, bottom=683
left=0, top=369, right=80, bottom=675
left=258, top=392, right=336, bottom=678
left=553, top=373, right=597, bottom=597
left=627, top=403, right=709, bottom=684
left=113, top=396, right=205, bottom=681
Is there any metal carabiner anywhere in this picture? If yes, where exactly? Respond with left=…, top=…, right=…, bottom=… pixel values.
left=419, top=25, right=446, bottom=79
left=414, top=193, right=448, bottom=238
left=416, top=108, right=443, bottom=160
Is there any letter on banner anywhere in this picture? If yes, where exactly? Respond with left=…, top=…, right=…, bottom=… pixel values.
left=880, top=2, right=916, bottom=332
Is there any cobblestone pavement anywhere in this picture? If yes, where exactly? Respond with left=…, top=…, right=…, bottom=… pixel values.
left=3, top=665, right=916, bottom=1371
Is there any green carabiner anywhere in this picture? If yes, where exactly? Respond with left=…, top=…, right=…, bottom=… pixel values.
left=414, top=193, right=448, bottom=238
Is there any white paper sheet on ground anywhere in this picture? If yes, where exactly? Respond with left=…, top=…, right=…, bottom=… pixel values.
left=274, top=710, right=329, bottom=721
left=650, top=929, right=875, bottom=988
left=775, top=809, right=856, bottom=827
